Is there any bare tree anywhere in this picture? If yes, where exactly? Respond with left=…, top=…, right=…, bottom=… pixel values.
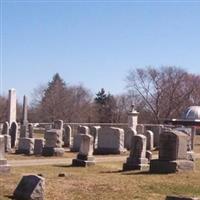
left=126, top=66, right=199, bottom=123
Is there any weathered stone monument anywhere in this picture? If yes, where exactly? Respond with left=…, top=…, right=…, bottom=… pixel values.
left=77, top=125, right=89, bottom=135
left=9, top=121, right=18, bottom=148
left=123, top=134, right=149, bottom=171
left=145, top=124, right=164, bottom=148
left=22, top=95, right=28, bottom=126
left=63, top=124, right=72, bottom=147
left=71, top=125, right=89, bottom=152
left=2, top=121, right=9, bottom=135
left=53, top=120, right=63, bottom=130
left=124, top=127, right=137, bottom=150
left=0, top=135, right=11, bottom=173
left=145, top=130, right=154, bottom=151
left=4, top=134, right=12, bottom=152
left=16, top=138, right=34, bottom=155
left=42, top=129, right=64, bottom=156
left=95, top=127, right=125, bottom=154
left=136, top=124, right=145, bottom=135
left=8, top=88, right=17, bottom=125
left=34, top=139, right=45, bottom=155
left=89, top=126, right=101, bottom=149
left=150, top=130, right=195, bottom=173
left=17, top=96, right=35, bottom=155
left=128, top=105, right=139, bottom=130
left=2, top=121, right=12, bottom=152
left=13, top=174, right=45, bottom=200
left=19, top=95, right=29, bottom=138
left=72, top=134, right=95, bottom=167
left=28, top=123, right=34, bottom=138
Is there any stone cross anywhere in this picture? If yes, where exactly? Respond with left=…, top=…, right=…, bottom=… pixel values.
left=8, top=88, right=17, bottom=125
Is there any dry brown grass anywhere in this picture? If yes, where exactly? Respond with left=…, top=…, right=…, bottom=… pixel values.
left=0, top=136, right=200, bottom=200
left=0, top=160, right=200, bottom=200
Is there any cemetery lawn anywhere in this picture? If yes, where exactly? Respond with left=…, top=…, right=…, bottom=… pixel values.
left=0, top=160, right=200, bottom=200
left=0, top=136, right=200, bottom=200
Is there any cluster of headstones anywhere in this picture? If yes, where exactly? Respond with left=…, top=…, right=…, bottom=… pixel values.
left=123, top=126, right=195, bottom=173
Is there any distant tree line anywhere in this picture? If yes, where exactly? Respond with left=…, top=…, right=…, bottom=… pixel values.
left=0, top=66, right=200, bottom=124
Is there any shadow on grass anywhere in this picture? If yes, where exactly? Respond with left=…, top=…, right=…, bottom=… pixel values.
left=99, top=170, right=122, bottom=174
left=4, top=195, right=14, bottom=199
left=52, top=164, right=73, bottom=168
left=121, top=170, right=174, bottom=175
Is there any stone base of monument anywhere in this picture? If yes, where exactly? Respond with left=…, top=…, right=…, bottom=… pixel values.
left=123, top=158, right=149, bottom=171
left=72, top=154, right=95, bottom=167
left=42, top=147, right=64, bottom=156
left=187, top=151, right=195, bottom=161
left=0, top=159, right=11, bottom=173
left=16, top=138, right=34, bottom=155
left=94, top=148, right=126, bottom=155
left=150, top=159, right=195, bottom=173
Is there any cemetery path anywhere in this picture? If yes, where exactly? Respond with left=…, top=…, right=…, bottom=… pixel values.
left=8, top=155, right=128, bottom=167
left=7, top=153, right=200, bottom=167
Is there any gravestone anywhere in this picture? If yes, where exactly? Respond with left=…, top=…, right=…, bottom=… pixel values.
left=95, top=127, right=125, bottom=154
left=10, top=121, right=18, bottom=148
left=28, top=123, right=34, bottom=138
left=150, top=130, right=195, bottom=173
left=0, top=135, right=11, bottom=173
left=123, top=134, right=149, bottom=171
left=136, top=124, right=145, bottom=135
left=8, top=88, right=17, bottom=125
left=42, top=129, right=64, bottom=156
left=89, top=126, right=101, bottom=149
left=145, top=130, right=154, bottom=151
left=34, top=139, right=45, bottom=155
left=4, top=134, right=12, bottom=152
left=53, top=120, right=63, bottom=130
left=20, top=125, right=28, bottom=138
left=124, top=127, right=137, bottom=150
left=13, top=174, right=45, bottom=200
left=63, top=124, right=72, bottom=147
left=145, top=124, right=164, bottom=148
left=70, top=125, right=89, bottom=152
left=2, top=121, right=9, bottom=135
left=16, top=138, right=34, bottom=155
left=72, top=134, right=95, bottom=167
left=71, top=134, right=83, bottom=152
left=77, top=125, right=89, bottom=135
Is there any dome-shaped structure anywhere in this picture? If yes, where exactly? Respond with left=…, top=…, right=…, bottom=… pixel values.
left=182, top=106, right=200, bottom=120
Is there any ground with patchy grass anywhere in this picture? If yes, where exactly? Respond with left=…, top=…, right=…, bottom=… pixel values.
left=0, top=136, right=200, bottom=200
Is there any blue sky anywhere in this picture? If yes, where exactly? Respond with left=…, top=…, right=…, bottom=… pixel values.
left=1, top=0, right=200, bottom=101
